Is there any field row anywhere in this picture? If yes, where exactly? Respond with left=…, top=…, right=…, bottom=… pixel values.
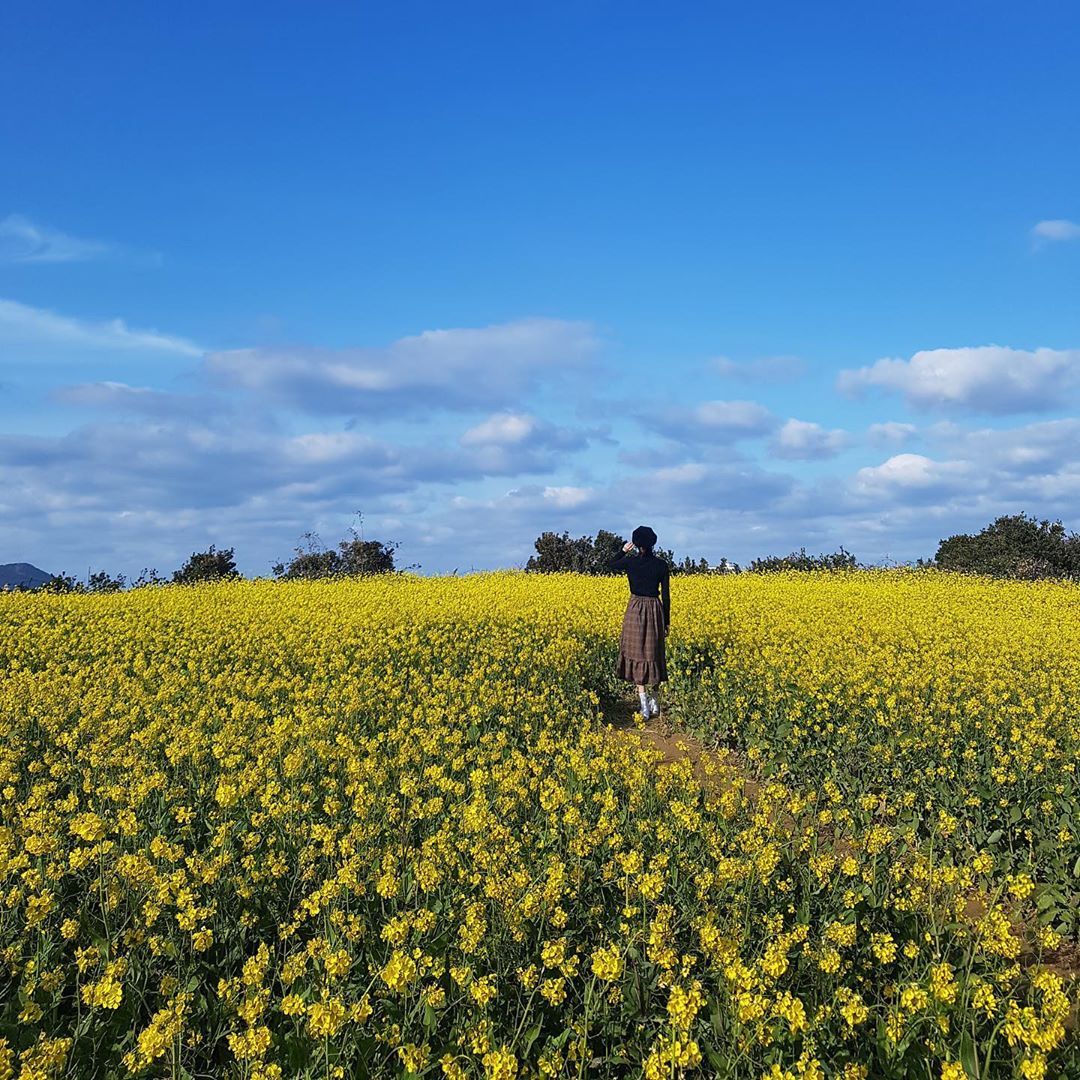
left=0, top=572, right=1077, bottom=1077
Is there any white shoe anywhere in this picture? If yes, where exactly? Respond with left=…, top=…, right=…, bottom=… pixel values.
left=647, top=695, right=659, bottom=718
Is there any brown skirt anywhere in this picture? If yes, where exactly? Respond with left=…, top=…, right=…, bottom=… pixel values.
left=616, top=594, right=667, bottom=685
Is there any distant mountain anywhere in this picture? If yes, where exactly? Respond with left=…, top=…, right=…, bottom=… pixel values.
left=0, top=563, right=53, bottom=589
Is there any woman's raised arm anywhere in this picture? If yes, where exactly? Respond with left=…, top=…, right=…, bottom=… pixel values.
left=608, top=539, right=636, bottom=572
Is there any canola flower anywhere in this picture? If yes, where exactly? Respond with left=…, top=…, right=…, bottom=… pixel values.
left=0, top=570, right=1077, bottom=1077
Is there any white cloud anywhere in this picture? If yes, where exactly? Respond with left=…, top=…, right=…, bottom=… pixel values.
left=0, top=214, right=112, bottom=263
left=282, top=431, right=398, bottom=467
left=649, top=462, right=710, bottom=485
left=849, top=453, right=975, bottom=507
left=542, top=485, right=594, bottom=508
left=867, top=421, right=918, bottom=445
left=618, top=458, right=795, bottom=512
left=770, top=418, right=847, bottom=460
left=460, top=412, right=538, bottom=446
left=1031, top=219, right=1080, bottom=244
left=18, top=302, right=1080, bottom=578
left=0, top=298, right=202, bottom=356
left=204, top=318, right=598, bottom=414
left=808, top=419, right=1080, bottom=557
left=853, top=453, right=961, bottom=491
left=13, top=402, right=1080, bottom=577
left=0, top=394, right=606, bottom=574
left=455, top=411, right=596, bottom=478
left=652, top=399, right=777, bottom=443
left=837, top=345, right=1080, bottom=414
left=927, top=417, right=1080, bottom=476
left=840, top=421, right=1080, bottom=515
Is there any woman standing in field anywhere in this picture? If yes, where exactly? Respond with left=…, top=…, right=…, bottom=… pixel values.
left=609, top=525, right=670, bottom=719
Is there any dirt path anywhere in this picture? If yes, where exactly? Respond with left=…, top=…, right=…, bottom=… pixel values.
left=600, top=690, right=760, bottom=800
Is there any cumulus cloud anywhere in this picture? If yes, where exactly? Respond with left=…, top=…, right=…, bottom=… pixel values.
left=0, top=298, right=202, bottom=356
left=460, top=411, right=591, bottom=451
left=280, top=431, right=403, bottom=470
left=15, top=417, right=595, bottom=510
left=457, top=483, right=598, bottom=515
left=455, top=411, right=597, bottom=476
left=811, top=419, right=1080, bottom=557
left=837, top=346, right=1080, bottom=414
left=650, top=399, right=777, bottom=443
left=842, top=420, right=1080, bottom=514
left=867, top=421, right=918, bottom=446
left=769, top=419, right=847, bottom=460
left=0, top=422, right=406, bottom=514
left=203, top=318, right=598, bottom=414
left=15, top=296, right=1080, bottom=578
left=411, top=474, right=787, bottom=572
left=927, top=417, right=1080, bottom=477
left=710, top=355, right=805, bottom=382
left=404, top=482, right=614, bottom=570
left=0, top=398, right=605, bottom=573
left=541, top=485, right=595, bottom=509
left=616, top=458, right=795, bottom=514
left=0, top=214, right=113, bottom=264
left=1031, top=219, right=1080, bottom=244
left=852, top=453, right=970, bottom=500
left=460, top=412, right=538, bottom=446
left=15, top=404, right=1080, bottom=577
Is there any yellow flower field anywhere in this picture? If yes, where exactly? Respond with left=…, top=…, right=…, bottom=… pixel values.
left=0, top=571, right=1077, bottom=1078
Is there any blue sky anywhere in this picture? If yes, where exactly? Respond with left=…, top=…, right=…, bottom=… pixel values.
left=2, top=2, right=1079, bottom=576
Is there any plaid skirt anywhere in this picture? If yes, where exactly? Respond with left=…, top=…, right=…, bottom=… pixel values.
left=616, top=594, right=667, bottom=685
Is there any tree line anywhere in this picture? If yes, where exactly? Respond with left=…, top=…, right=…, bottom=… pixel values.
left=524, top=513, right=1080, bottom=581
left=26, top=522, right=407, bottom=593
left=7, top=511, right=1079, bottom=593
left=524, top=529, right=741, bottom=575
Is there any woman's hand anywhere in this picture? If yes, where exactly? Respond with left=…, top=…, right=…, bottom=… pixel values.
left=622, top=541, right=635, bottom=553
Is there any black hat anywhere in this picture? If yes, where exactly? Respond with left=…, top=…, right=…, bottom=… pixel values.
left=632, top=525, right=657, bottom=548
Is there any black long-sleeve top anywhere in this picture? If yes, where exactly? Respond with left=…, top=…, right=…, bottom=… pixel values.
left=609, top=551, right=671, bottom=626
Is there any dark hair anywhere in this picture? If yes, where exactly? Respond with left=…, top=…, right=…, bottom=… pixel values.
left=632, top=524, right=657, bottom=555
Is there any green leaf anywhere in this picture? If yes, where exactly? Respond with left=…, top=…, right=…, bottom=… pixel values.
left=523, top=1023, right=542, bottom=1055
left=701, top=1040, right=729, bottom=1072
left=549, top=1028, right=572, bottom=1050
left=985, top=829, right=1003, bottom=845
left=960, top=1027, right=978, bottom=1078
